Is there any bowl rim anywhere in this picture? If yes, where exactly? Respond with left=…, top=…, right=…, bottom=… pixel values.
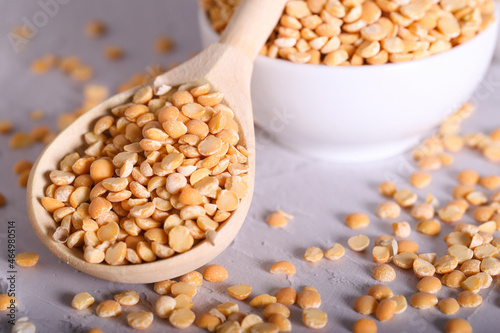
left=198, top=4, right=500, bottom=72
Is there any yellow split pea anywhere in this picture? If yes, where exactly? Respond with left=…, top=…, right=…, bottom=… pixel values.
left=0, top=120, right=14, bottom=134
left=268, top=314, right=292, bottom=332
left=203, top=264, right=228, bottom=282
left=416, top=219, right=441, bottom=236
left=154, top=280, right=176, bottom=295
left=114, top=290, right=140, bottom=306
left=353, top=318, right=377, bottom=333
left=104, top=46, right=125, bottom=61
left=0, top=294, right=17, bottom=311
left=274, top=287, right=297, bottom=306
left=372, top=246, right=390, bottom=263
left=373, top=264, right=396, bottom=282
left=85, top=20, right=107, bottom=38
left=479, top=175, right=500, bottom=190
left=417, top=277, right=441, bottom=294
left=302, top=308, right=327, bottom=329
left=442, top=270, right=466, bottom=288
left=263, top=303, right=290, bottom=319
left=392, top=221, right=411, bottom=238
left=345, top=213, right=370, bottom=229
left=410, top=172, right=432, bottom=188
left=457, top=169, right=480, bottom=185
left=413, top=258, right=435, bottom=278
left=434, top=255, right=458, bottom=274
left=393, top=189, right=417, bottom=207
left=88, top=329, right=104, bottom=333
left=438, top=298, right=459, bottom=315
left=169, top=308, right=196, bottom=329
left=348, top=235, right=370, bottom=252
left=171, top=282, right=197, bottom=298
left=391, top=295, right=407, bottom=314
left=379, top=181, right=397, bottom=197
left=15, top=252, right=39, bottom=267
left=227, top=284, right=252, bottom=301
left=399, top=240, right=418, bottom=254
left=250, top=294, right=277, bottom=307
left=376, top=202, right=401, bottom=219
left=96, top=300, right=122, bottom=317
left=411, top=204, right=435, bottom=220
left=241, top=315, right=263, bottom=331
left=305, top=247, right=324, bottom=262
left=180, top=271, right=203, bottom=286
left=393, top=252, right=417, bottom=269
left=127, top=311, right=154, bottom=330
left=196, top=313, right=222, bottom=331
left=71, top=292, right=94, bottom=310
left=410, top=292, right=438, bottom=310
left=457, top=291, right=482, bottom=308
left=368, top=284, right=393, bottom=300
left=353, top=295, right=378, bottom=315
left=445, top=318, right=472, bottom=333
left=270, top=261, right=296, bottom=275
left=418, top=252, right=436, bottom=263
left=155, top=296, right=176, bottom=318
left=297, top=288, right=321, bottom=309
left=155, top=36, right=174, bottom=54
left=267, top=210, right=293, bottom=227
left=376, top=298, right=396, bottom=322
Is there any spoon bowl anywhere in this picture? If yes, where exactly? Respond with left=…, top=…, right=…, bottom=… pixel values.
left=27, top=0, right=288, bottom=283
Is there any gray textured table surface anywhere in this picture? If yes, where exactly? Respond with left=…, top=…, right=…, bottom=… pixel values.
left=1, top=1, right=500, bottom=332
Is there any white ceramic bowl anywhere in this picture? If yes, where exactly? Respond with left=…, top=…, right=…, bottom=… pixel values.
left=198, top=7, right=499, bottom=162
left=497, top=34, right=500, bottom=60
left=496, top=16, right=500, bottom=59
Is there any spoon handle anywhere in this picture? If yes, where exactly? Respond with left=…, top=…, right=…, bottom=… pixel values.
left=219, top=0, right=289, bottom=61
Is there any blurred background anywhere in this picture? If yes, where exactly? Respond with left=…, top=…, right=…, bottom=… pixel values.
left=0, top=0, right=200, bottom=121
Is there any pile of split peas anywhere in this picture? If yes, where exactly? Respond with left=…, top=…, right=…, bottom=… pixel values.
left=41, top=82, right=250, bottom=266
left=1, top=6, right=500, bottom=333
left=203, top=0, right=496, bottom=66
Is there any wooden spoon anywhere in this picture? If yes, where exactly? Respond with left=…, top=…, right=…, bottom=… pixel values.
left=27, top=0, right=288, bottom=283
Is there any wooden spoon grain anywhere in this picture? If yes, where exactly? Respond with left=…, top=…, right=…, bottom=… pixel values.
left=27, top=0, right=289, bottom=283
